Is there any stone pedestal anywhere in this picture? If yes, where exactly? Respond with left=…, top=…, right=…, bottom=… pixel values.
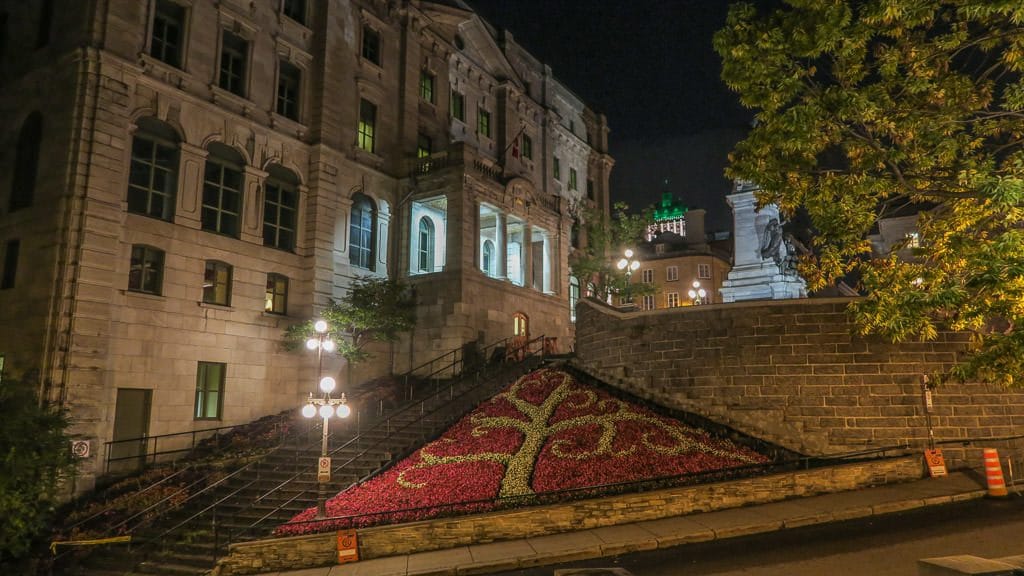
left=719, top=184, right=807, bottom=303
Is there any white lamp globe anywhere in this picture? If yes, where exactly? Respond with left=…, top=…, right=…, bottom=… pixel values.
left=630, top=261, right=640, bottom=271
left=624, top=249, right=634, bottom=258
left=688, top=290, right=697, bottom=299
left=336, top=404, right=351, bottom=418
left=305, top=338, right=319, bottom=350
left=301, top=403, right=317, bottom=418
left=319, top=376, right=336, bottom=394
left=313, top=320, right=329, bottom=333
left=692, top=280, right=701, bottom=289
left=319, top=404, right=335, bottom=419
left=616, top=259, right=627, bottom=270
left=698, top=288, right=707, bottom=298
left=321, top=339, right=336, bottom=353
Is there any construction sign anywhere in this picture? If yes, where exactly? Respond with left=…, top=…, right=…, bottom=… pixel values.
left=925, top=449, right=947, bottom=477
left=337, top=530, right=359, bottom=564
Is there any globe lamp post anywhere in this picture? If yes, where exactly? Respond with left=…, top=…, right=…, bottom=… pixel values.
left=687, top=280, right=707, bottom=306
left=616, top=248, right=641, bottom=305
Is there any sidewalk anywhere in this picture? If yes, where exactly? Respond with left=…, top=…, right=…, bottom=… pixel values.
left=268, top=472, right=987, bottom=576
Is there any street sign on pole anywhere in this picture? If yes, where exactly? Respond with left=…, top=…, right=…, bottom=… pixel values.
left=318, top=456, right=331, bottom=483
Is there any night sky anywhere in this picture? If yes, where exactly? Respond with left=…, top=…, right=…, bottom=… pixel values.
left=469, top=0, right=758, bottom=232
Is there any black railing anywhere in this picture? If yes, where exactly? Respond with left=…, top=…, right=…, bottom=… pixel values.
left=103, top=422, right=280, bottom=474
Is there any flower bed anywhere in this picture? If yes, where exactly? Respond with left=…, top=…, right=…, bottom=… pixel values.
left=276, top=368, right=769, bottom=536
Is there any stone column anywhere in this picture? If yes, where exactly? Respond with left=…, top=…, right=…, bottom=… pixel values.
left=495, top=210, right=507, bottom=280
left=176, top=142, right=207, bottom=230
left=241, top=165, right=268, bottom=245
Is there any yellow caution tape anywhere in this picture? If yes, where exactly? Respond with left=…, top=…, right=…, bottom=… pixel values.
left=50, top=535, right=132, bottom=555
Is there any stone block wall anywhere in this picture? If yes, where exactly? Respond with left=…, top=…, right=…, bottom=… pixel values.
left=214, top=456, right=922, bottom=575
left=574, top=297, right=1024, bottom=470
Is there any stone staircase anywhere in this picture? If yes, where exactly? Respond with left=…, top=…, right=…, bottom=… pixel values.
left=55, top=350, right=546, bottom=576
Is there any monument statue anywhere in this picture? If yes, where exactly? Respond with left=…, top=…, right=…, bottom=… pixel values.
left=759, top=218, right=784, bottom=266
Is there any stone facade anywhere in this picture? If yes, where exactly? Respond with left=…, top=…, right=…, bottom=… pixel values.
left=574, top=297, right=1024, bottom=470
left=214, top=456, right=922, bottom=575
left=0, top=0, right=610, bottom=493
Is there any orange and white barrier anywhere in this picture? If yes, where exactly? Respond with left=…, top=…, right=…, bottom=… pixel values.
left=983, top=448, right=1008, bottom=498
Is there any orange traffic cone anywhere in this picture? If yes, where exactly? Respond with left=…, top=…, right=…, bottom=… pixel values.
left=984, top=448, right=1008, bottom=497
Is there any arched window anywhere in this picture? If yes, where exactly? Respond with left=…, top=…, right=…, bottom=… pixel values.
left=417, top=216, right=434, bottom=272
left=481, top=239, right=495, bottom=276
left=10, top=112, right=42, bottom=212
left=202, top=143, right=244, bottom=238
left=349, top=193, right=375, bottom=270
left=263, top=165, right=299, bottom=251
left=128, top=117, right=179, bottom=221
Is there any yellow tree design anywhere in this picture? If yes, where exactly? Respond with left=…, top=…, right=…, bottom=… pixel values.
left=398, top=369, right=761, bottom=498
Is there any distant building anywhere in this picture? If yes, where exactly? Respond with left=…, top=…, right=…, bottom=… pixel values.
left=0, top=0, right=611, bottom=493
left=627, top=210, right=731, bottom=309
left=645, top=182, right=688, bottom=241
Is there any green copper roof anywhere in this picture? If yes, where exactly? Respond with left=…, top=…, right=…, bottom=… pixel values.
left=653, top=184, right=687, bottom=222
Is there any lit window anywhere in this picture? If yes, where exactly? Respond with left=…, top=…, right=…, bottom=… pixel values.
left=362, top=25, right=380, bottom=65
left=666, top=266, right=679, bottom=281
left=276, top=61, right=301, bottom=121
left=349, top=193, right=374, bottom=270
left=642, top=295, right=655, bottom=310
left=450, top=90, right=465, bottom=121
left=698, top=263, right=711, bottom=279
left=521, top=134, right=532, bottom=160
left=282, top=0, right=306, bottom=24
left=666, top=292, right=680, bottom=307
left=419, top=70, right=434, bottom=103
left=263, top=168, right=298, bottom=252
left=568, top=168, right=578, bottom=191
left=203, top=260, right=232, bottom=306
left=418, top=217, right=435, bottom=272
left=202, top=144, right=243, bottom=238
left=478, top=108, right=491, bottom=138
left=265, top=273, right=288, bottom=315
left=642, top=269, right=653, bottom=283
left=10, top=112, right=42, bottom=212
left=194, top=362, right=225, bottom=420
left=151, top=0, right=185, bottom=68
left=127, top=118, right=178, bottom=221
left=128, top=245, right=164, bottom=295
left=2, top=239, right=20, bottom=290
left=417, top=133, right=431, bottom=159
left=906, top=232, right=920, bottom=248
left=218, top=31, right=248, bottom=97
left=569, top=276, right=580, bottom=323
left=358, top=99, right=376, bottom=153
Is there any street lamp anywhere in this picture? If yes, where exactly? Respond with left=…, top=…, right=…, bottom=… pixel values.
left=687, top=280, right=707, bottom=306
left=616, top=248, right=641, bottom=305
left=301, top=319, right=350, bottom=519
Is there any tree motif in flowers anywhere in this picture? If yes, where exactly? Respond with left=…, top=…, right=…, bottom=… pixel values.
left=398, top=369, right=762, bottom=498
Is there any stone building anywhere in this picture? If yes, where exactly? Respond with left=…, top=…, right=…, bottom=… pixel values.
left=0, top=0, right=611, bottom=492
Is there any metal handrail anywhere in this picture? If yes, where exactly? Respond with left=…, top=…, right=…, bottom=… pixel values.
left=104, top=421, right=267, bottom=472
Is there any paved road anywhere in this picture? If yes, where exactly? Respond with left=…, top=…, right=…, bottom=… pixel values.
left=490, top=496, right=1024, bottom=575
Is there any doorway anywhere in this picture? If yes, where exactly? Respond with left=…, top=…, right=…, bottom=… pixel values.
left=110, top=388, right=152, bottom=472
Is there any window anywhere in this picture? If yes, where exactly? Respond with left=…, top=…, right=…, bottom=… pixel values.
left=642, top=295, right=655, bottom=311
left=906, top=232, right=920, bottom=248
left=587, top=179, right=595, bottom=200
left=128, top=245, right=164, bottom=295
left=666, top=292, right=680, bottom=308
left=10, top=112, right=42, bottom=212
left=265, top=273, right=288, bottom=315
left=552, top=156, right=560, bottom=181
left=194, top=362, right=225, bottom=420
left=1, top=239, right=19, bottom=289
left=128, top=118, right=178, bottom=221
left=417, top=217, right=435, bottom=272
left=349, top=194, right=374, bottom=269
left=263, top=166, right=298, bottom=251
left=276, top=60, right=301, bottom=121
left=666, top=266, right=679, bottom=281
left=655, top=244, right=666, bottom=255
left=478, top=108, right=491, bottom=138
left=203, top=261, right=232, bottom=306
left=358, top=99, right=376, bottom=153
left=569, top=276, right=580, bottom=323
left=202, top=144, right=243, bottom=237
left=568, top=168, right=578, bottom=191
left=282, top=0, right=305, bottom=24
left=479, top=205, right=500, bottom=278
left=698, top=263, right=711, bottom=279
left=36, top=0, right=53, bottom=48
left=521, top=134, right=532, bottom=160
left=417, top=134, right=431, bottom=159
left=450, top=90, right=465, bottom=121
left=419, top=70, right=434, bottom=103
left=642, top=269, right=653, bottom=283
left=361, top=25, right=380, bottom=65
left=218, top=31, right=248, bottom=97
left=151, top=0, right=185, bottom=68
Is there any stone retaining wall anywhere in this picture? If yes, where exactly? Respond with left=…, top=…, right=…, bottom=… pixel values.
left=214, top=456, right=922, bottom=575
left=574, top=297, right=1024, bottom=470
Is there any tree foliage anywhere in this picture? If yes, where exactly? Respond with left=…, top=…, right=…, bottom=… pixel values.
left=0, top=380, right=74, bottom=565
left=570, top=202, right=655, bottom=302
left=284, top=277, right=416, bottom=365
left=715, top=0, right=1024, bottom=384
